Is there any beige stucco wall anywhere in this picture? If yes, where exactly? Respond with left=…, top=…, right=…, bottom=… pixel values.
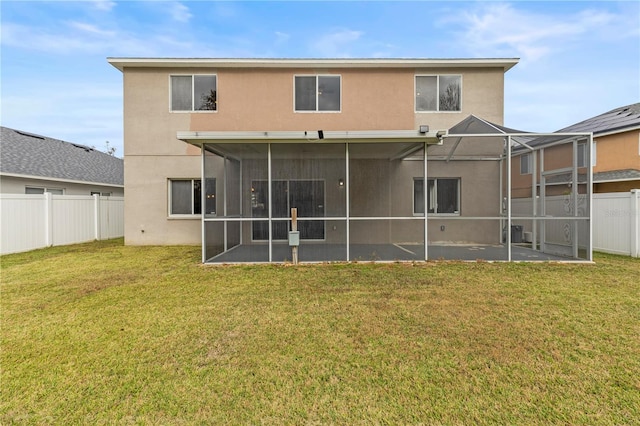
left=0, top=175, right=124, bottom=196
left=121, top=64, right=507, bottom=246
left=124, top=155, right=201, bottom=245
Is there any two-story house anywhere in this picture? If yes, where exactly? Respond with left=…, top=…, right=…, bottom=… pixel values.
left=108, top=57, right=591, bottom=263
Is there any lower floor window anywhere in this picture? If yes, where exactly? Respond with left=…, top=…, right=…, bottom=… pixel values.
left=25, top=186, right=63, bottom=195
left=169, top=178, right=216, bottom=216
left=169, top=179, right=201, bottom=215
left=414, top=178, right=460, bottom=214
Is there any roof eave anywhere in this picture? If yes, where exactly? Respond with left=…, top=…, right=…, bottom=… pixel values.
left=0, top=172, right=124, bottom=188
left=107, top=57, right=519, bottom=72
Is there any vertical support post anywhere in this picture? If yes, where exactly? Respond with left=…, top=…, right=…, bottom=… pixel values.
left=44, top=192, right=53, bottom=247
left=499, top=152, right=504, bottom=245
left=93, top=194, right=100, bottom=241
left=239, top=158, right=244, bottom=246
left=540, top=149, right=546, bottom=254
left=572, top=139, right=579, bottom=259
left=223, top=154, right=228, bottom=251
left=268, top=143, right=272, bottom=262
left=587, top=134, right=594, bottom=261
left=424, top=141, right=428, bottom=261
left=201, top=146, right=206, bottom=263
left=631, top=189, right=639, bottom=258
left=532, top=149, right=537, bottom=250
left=507, top=136, right=512, bottom=261
left=345, top=143, right=350, bottom=261
left=291, top=207, right=298, bottom=264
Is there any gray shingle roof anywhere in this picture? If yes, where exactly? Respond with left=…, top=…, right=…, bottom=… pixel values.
left=0, top=127, right=123, bottom=186
left=520, top=103, right=640, bottom=150
left=557, top=103, right=640, bottom=135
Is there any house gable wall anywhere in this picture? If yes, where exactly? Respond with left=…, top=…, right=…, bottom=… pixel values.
left=120, top=62, right=508, bottom=246
left=594, top=130, right=640, bottom=173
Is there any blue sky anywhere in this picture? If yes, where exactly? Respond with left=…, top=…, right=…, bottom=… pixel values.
left=1, top=1, right=639, bottom=157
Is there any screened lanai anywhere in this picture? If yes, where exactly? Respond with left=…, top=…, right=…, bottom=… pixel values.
left=178, top=118, right=592, bottom=263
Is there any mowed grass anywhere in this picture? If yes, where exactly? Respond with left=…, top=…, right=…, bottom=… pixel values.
left=1, top=239, right=639, bottom=425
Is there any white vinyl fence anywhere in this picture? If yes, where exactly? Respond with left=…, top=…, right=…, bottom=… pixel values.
left=512, top=190, right=639, bottom=258
left=592, top=190, right=639, bottom=257
left=0, top=193, right=124, bottom=255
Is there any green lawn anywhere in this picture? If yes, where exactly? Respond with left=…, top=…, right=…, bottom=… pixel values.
left=2, top=239, right=639, bottom=424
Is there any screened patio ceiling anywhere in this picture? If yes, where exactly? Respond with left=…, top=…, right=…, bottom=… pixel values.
left=178, top=118, right=593, bottom=264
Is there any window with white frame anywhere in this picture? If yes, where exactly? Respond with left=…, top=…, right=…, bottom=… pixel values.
left=294, top=75, right=341, bottom=112
left=169, top=179, right=216, bottom=216
left=577, top=142, right=588, bottom=168
left=169, top=179, right=202, bottom=216
left=415, top=75, right=462, bottom=112
left=25, top=186, right=63, bottom=195
left=520, top=153, right=532, bottom=175
left=170, top=75, right=217, bottom=112
left=414, top=178, right=460, bottom=215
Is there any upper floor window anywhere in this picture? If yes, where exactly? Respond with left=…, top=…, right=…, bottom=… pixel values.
left=520, top=153, right=532, bottom=175
left=295, top=75, right=341, bottom=112
left=171, top=75, right=217, bottom=112
left=415, top=75, right=462, bottom=112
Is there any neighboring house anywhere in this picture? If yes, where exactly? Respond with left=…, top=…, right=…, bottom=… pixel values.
left=107, top=57, right=590, bottom=263
left=562, top=103, right=640, bottom=193
left=512, top=103, right=640, bottom=196
left=0, top=126, right=124, bottom=196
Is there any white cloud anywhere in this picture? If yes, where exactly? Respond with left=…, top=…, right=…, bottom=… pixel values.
left=311, top=29, right=364, bottom=57
left=67, top=21, right=117, bottom=37
left=275, top=31, right=290, bottom=44
left=0, top=20, right=214, bottom=57
left=448, top=3, right=620, bottom=63
left=90, top=0, right=116, bottom=12
left=169, top=2, right=192, bottom=23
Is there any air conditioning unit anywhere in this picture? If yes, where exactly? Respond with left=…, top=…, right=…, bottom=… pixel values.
left=523, top=231, right=533, bottom=243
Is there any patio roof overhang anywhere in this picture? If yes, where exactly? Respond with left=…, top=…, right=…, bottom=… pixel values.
left=177, top=130, right=445, bottom=146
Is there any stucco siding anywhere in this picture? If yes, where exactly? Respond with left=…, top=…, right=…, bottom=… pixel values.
left=119, top=61, right=509, bottom=248
left=124, top=155, right=201, bottom=245
left=594, top=130, right=640, bottom=173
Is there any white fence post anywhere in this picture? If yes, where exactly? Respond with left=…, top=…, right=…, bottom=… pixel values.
left=44, top=192, right=53, bottom=247
left=93, top=194, right=100, bottom=241
left=632, top=189, right=639, bottom=258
